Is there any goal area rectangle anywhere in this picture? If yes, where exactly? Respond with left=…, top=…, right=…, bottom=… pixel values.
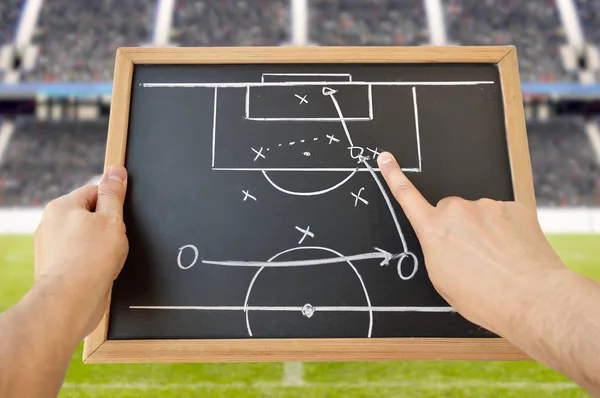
left=245, top=84, right=373, bottom=121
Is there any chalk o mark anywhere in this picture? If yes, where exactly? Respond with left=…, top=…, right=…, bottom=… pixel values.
left=244, top=246, right=373, bottom=337
left=396, top=252, right=418, bottom=280
left=177, top=244, right=199, bottom=270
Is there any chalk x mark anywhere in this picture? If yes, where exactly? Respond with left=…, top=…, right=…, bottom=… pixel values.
left=367, top=147, right=381, bottom=159
left=242, top=190, right=257, bottom=202
left=252, top=147, right=265, bottom=162
left=295, top=226, right=314, bottom=244
left=352, top=188, right=369, bottom=207
left=294, top=94, right=308, bottom=105
left=326, top=134, right=340, bottom=144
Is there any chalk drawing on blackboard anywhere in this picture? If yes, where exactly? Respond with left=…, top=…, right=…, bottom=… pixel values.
left=301, top=303, right=315, bottom=318
left=242, top=190, right=256, bottom=202
left=367, top=147, right=381, bottom=159
left=251, top=147, right=265, bottom=162
left=295, top=225, right=314, bottom=245
left=294, top=94, right=308, bottom=105
left=326, top=134, right=339, bottom=144
left=131, top=74, right=497, bottom=337
left=177, top=244, right=199, bottom=270
left=352, top=188, right=369, bottom=207
left=242, top=246, right=374, bottom=337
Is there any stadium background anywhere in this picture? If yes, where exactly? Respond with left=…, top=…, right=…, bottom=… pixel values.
left=0, top=0, right=599, bottom=396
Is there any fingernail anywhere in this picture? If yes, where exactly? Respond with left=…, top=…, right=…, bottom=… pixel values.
left=378, top=152, right=394, bottom=165
left=107, top=165, right=127, bottom=184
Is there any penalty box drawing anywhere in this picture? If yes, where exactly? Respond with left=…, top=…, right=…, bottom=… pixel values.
left=136, top=73, right=496, bottom=338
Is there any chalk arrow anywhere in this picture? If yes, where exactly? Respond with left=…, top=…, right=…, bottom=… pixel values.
left=322, top=87, right=339, bottom=96
left=201, top=247, right=399, bottom=268
left=374, top=247, right=394, bottom=266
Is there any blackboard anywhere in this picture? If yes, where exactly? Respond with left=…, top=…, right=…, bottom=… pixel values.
left=84, top=47, right=535, bottom=363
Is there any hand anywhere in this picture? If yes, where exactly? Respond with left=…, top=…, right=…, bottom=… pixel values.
left=376, top=152, right=569, bottom=337
left=33, top=165, right=129, bottom=339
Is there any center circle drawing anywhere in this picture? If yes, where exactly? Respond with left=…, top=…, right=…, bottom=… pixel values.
left=244, top=246, right=373, bottom=338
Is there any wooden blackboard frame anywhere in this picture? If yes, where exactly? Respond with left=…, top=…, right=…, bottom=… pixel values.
left=83, top=46, right=535, bottom=363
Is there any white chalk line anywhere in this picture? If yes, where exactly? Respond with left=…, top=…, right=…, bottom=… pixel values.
left=413, top=86, right=422, bottom=171
left=211, top=88, right=217, bottom=167
left=324, top=88, right=354, bottom=147
left=142, top=81, right=495, bottom=88
left=363, top=160, right=409, bottom=254
left=61, top=381, right=579, bottom=391
left=129, top=305, right=455, bottom=312
left=201, top=248, right=396, bottom=268
left=212, top=167, right=421, bottom=172
left=261, top=169, right=358, bottom=196
left=245, top=117, right=372, bottom=122
left=245, top=86, right=250, bottom=118
left=262, top=73, right=353, bottom=83
left=368, top=84, right=374, bottom=119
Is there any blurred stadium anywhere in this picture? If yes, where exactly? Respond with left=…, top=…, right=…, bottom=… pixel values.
left=0, top=0, right=599, bottom=397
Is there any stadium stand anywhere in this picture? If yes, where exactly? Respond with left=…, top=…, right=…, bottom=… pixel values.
left=0, top=0, right=599, bottom=208
left=0, top=118, right=106, bottom=206
left=309, top=0, right=429, bottom=46
left=443, top=0, right=573, bottom=82
left=23, top=0, right=154, bottom=82
left=575, top=0, right=600, bottom=45
left=528, top=118, right=600, bottom=207
left=0, top=0, right=20, bottom=46
left=170, top=0, right=289, bottom=46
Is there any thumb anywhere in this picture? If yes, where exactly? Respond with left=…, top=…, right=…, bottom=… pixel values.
left=96, top=165, right=127, bottom=220
left=377, top=152, right=432, bottom=228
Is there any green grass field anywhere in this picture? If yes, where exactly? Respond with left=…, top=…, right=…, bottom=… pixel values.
left=1, top=234, right=598, bottom=397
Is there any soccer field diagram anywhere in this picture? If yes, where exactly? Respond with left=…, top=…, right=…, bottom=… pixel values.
left=125, top=71, right=497, bottom=338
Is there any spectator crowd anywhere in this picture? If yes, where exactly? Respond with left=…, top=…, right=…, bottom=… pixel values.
left=0, top=0, right=20, bottom=47
left=23, top=0, right=154, bottom=82
left=309, top=0, right=429, bottom=46
left=444, top=0, right=573, bottom=82
left=0, top=119, right=106, bottom=206
left=576, top=0, right=600, bottom=46
left=0, top=0, right=598, bottom=207
left=528, top=119, right=600, bottom=206
left=171, top=0, right=289, bottom=46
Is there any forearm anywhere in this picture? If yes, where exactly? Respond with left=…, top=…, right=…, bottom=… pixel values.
left=0, top=282, right=85, bottom=397
left=507, top=270, right=600, bottom=395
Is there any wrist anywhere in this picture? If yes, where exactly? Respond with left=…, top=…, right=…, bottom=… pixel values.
left=30, top=276, right=97, bottom=343
left=503, top=267, right=581, bottom=353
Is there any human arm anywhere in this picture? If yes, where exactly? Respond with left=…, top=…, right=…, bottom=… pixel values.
left=376, top=152, right=600, bottom=396
left=0, top=165, right=129, bottom=398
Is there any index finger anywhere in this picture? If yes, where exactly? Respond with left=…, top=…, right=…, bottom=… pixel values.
left=377, top=152, right=432, bottom=227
